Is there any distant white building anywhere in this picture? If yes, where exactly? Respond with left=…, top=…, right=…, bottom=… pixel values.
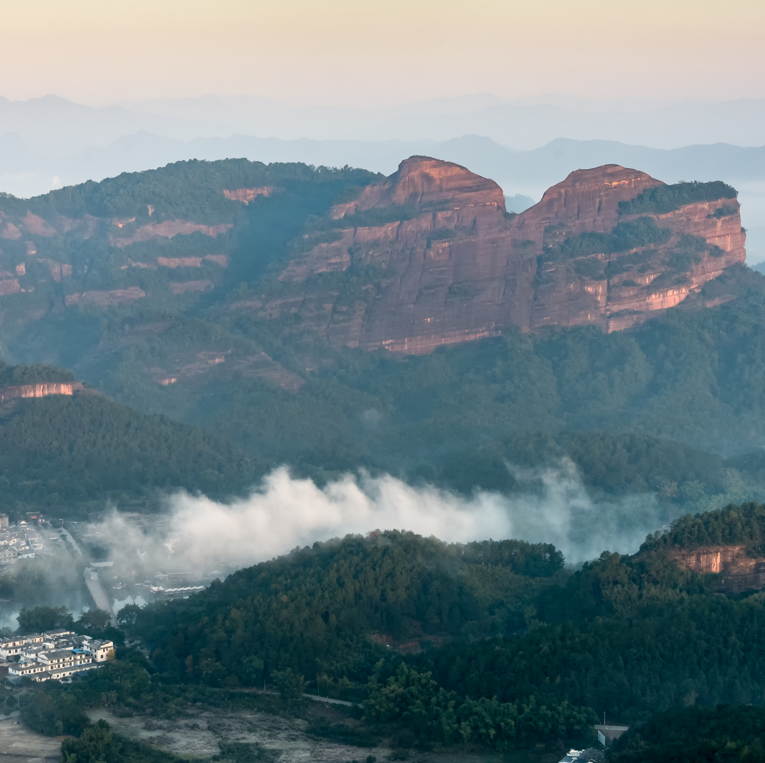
left=0, top=636, right=31, bottom=658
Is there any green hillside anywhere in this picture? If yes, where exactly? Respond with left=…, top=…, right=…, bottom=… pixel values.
left=0, top=362, right=259, bottom=513
left=1, top=159, right=765, bottom=523
left=106, top=506, right=765, bottom=749
left=136, top=533, right=565, bottom=684
left=608, top=705, right=765, bottom=763
left=18, top=505, right=765, bottom=756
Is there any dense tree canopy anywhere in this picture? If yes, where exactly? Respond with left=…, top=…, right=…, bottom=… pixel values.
left=608, top=705, right=765, bottom=763
left=134, top=533, right=567, bottom=687
left=2, top=159, right=381, bottom=225
left=619, top=181, right=737, bottom=215
left=642, top=501, right=765, bottom=553
left=0, top=381, right=260, bottom=511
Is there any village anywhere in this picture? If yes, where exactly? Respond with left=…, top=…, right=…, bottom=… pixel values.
left=0, top=628, right=114, bottom=684
left=0, top=512, right=45, bottom=566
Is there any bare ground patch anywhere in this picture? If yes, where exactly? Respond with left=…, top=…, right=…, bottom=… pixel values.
left=0, top=714, right=65, bottom=762
left=85, top=706, right=530, bottom=763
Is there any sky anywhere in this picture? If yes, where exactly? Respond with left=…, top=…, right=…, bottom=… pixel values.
left=1, top=0, right=764, bottom=107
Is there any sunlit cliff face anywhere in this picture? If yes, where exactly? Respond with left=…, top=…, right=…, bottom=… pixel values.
left=0, top=382, right=85, bottom=402
left=671, top=545, right=765, bottom=594
left=0, top=159, right=746, bottom=371
left=253, top=160, right=745, bottom=353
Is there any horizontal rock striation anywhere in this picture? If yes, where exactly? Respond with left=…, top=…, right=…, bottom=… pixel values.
left=223, top=187, right=278, bottom=203
left=65, top=287, right=146, bottom=307
left=0, top=382, right=86, bottom=402
left=110, top=220, right=232, bottom=248
left=257, top=158, right=746, bottom=353
left=670, top=545, right=765, bottom=593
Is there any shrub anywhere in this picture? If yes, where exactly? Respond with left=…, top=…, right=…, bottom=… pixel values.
left=619, top=181, right=737, bottom=216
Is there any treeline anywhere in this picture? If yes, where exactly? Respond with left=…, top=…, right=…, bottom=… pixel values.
left=641, top=501, right=765, bottom=553
left=619, top=180, right=737, bottom=215
left=133, top=533, right=567, bottom=686
left=6, top=158, right=380, bottom=225
left=185, top=266, right=765, bottom=511
left=0, top=387, right=261, bottom=511
left=608, top=705, right=765, bottom=763
left=392, top=581, right=765, bottom=726
left=365, top=662, right=596, bottom=752
left=61, top=721, right=186, bottom=763
left=0, top=361, right=75, bottom=387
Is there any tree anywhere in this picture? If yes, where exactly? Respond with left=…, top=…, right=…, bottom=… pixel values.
left=22, top=691, right=89, bottom=737
left=17, top=606, right=74, bottom=634
left=61, top=719, right=118, bottom=763
left=116, top=604, right=141, bottom=630
left=241, top=655, right=264, bottom=685
left=78, top=610, right=110, bottom=633
left=272, top=668, right=307, bottom=704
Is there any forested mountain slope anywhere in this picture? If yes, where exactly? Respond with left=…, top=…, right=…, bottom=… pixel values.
left=113, top=505, right=765, bottom=751
left=136, top=533, right=566, bottom=683
left=0, top=361, right=258, bottom=512
left=0, top=157, right=763, bottom=520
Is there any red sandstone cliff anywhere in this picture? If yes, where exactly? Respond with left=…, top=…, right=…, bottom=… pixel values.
left=0, top=157, right=749, bottom=359
left=670, top=545, right=765, bottom=593
left=0, top=382, right=87, bottom=402
left=252, top=158, right=746, bottom=353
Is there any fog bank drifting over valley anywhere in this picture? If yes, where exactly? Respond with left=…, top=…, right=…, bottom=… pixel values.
left=92, top=462, right=667, bottom=572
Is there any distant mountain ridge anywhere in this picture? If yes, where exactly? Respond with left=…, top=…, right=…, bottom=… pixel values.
left=0, top=156, right=745, bottom=355
left=5, top=130, right=765, bottom=195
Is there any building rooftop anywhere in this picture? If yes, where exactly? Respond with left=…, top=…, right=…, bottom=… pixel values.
left=43, top=650, right=75, bottom=660
left=559, top=749, right=604, bottom=763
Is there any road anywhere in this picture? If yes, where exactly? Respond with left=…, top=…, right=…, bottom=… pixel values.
left=83, top=568, right=118, bottom=627
left=239, top=688, right=361, bottom=708
left=59, top=527, right=83, bottom=557
left=62, top=523, right=117, bottom=627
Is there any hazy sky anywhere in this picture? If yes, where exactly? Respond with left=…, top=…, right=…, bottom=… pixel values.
left=2, top=0, right=764, bottom=106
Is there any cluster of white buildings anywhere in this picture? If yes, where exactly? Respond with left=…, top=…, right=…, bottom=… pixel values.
left=0, top=516, right=45, bottom=566
left=0, top=630, right=113, bottom=683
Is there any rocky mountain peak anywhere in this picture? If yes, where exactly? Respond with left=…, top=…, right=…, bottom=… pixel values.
left=267, top=158, right=747, bottom=353
left=520, top=164, right=662, bottom=237
left=330, top=156, right=506, bottom=221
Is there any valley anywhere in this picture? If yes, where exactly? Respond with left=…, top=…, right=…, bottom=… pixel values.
left=5, top=0, right=765, bottom=760
left=1, top=156, right=765, bottom=763
left=0, top=156, right=761, bottom=516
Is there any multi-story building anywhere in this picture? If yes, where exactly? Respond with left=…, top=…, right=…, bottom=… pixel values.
left=0, top=635, right=41, bottom=658
left=8, top=662, right=49, bottom=679
left=2, top=630, right=108, bottom=683
left=85, top=640, right=115, bottom=662
left=41, top=630, right=75, bottom=648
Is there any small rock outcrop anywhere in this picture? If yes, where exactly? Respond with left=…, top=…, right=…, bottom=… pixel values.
left=0, top=382, right=86, bottom=402
left=670, top=545, right=765, bottom=593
